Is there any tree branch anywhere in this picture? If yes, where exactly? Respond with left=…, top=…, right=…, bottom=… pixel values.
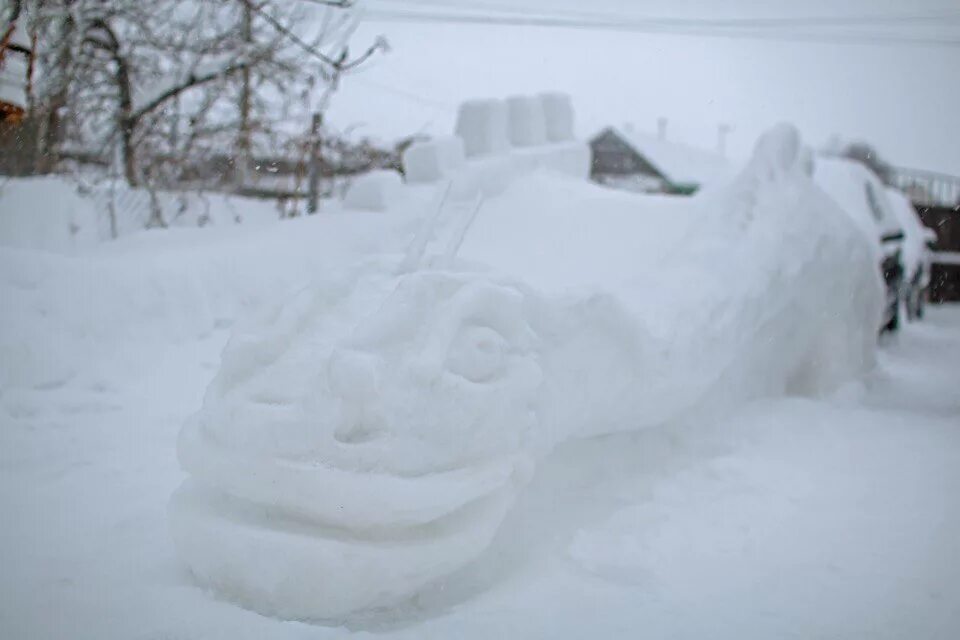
left=130, top=61, right=250, bottom=124
left=239, top=0, right=386, bottom=74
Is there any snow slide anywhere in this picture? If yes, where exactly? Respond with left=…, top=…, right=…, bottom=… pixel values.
left=169, top=124, right=883, bottom=620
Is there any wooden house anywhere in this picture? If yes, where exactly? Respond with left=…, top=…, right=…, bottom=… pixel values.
left=589, top=126, right=734, bottom=195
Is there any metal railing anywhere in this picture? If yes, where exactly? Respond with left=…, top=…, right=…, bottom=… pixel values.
left=888, top=166, right=960, bottom=208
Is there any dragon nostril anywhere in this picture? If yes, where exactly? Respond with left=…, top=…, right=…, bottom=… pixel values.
left=333, top=420, right=386, bottom=444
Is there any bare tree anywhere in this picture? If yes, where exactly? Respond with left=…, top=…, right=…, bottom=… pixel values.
left=17, top=0, right=387, bottom=189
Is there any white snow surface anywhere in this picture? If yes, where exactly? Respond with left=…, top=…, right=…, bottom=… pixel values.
left=2, top=126, right=958, bottom=638
left=0, top=176, right=282, bottom=253
left=2, top=236, right=959, bottom=638
left=0, top=177, right=101, bottom=252
left=164, top=124, right=888, bottom=619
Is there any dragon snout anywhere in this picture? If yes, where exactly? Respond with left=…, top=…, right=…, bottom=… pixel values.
left=328, top=349, right=386, bottom=444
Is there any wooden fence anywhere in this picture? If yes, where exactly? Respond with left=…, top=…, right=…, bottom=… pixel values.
left=916, top=204, right=960, bottom=302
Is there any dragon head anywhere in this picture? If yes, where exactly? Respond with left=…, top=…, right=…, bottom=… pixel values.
left=171, top=262, right=548, bottom=620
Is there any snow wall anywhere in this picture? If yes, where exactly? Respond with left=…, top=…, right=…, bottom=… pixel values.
left=169, top=122, right=884, bottom=621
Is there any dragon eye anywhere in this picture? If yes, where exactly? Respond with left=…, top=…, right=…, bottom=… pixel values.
left=446, top=325, right=508, bottom=383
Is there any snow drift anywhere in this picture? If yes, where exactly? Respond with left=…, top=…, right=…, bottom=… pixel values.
left=0, top=178, right=101, bottom=253
left=169, top=123, right=883, bottom=620
left=0, top=176, right=282, bottom=254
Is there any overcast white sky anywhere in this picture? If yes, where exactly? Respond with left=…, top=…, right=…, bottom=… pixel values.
left=326, top=0, right=960, bottom=174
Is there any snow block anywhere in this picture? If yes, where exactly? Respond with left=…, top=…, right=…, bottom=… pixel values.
left=506, top=95, right=547, bottom=148
left=454, top=99, right=510, bottom=157
left=402, top=136, right=466, bottom=183
left=343, top=170, right=404, bottom=211
left=539, top=92, right=575, bottom=142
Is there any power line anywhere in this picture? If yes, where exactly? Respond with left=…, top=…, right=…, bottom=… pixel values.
left=363, top=7, right=960, bottom=48
left=370, top=0, right=960, bottom=30
left=351, top=75, right=454, bottom=110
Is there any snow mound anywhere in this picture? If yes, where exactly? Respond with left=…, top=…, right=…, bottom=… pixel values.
left=449, top=142, right=591, bottom=200
left=813, top=155, right=902, bottom=256
left=0, top=177, right=101, bottom=253
left=170, top=123, right=882, bottom=620
left=0, top=176, right=283, bottom=253
left=0, top=200, right=419, bottom=393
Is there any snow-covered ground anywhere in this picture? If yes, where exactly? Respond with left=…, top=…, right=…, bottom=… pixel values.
left=2, top=262, right=959, bottom=639
left=1, top=116, right=957, bottom=635
left=2, top=184, right=959, bottom=638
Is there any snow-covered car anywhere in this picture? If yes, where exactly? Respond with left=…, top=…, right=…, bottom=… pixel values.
left=885, top=187, right=937, bottom=320
left=814, top=156, right=905, bottom=332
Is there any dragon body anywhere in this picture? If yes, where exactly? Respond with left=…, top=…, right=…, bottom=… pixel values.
left=170, top=124, right=882, bottom=620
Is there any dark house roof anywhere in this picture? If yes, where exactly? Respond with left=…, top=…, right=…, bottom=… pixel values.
left=590, top=127, right=735, bottom=193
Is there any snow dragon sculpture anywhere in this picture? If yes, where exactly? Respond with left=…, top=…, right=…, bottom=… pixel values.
left=169, top=124, right=883, bottom=620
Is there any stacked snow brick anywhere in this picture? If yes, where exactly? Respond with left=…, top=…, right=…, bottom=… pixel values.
left=506, top=95, right=548, bottom=147
left=402, top=136, right=466, bottom=184
left=455, top=99, right=511, bottom=157
left=401, top=92, right=588, bottom=197
left=540, top=92, right=575, bottom=143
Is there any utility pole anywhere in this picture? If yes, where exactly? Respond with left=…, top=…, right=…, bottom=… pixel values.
left=717, top=123, right=732, bottom=157
left=236, top=1, right=253, bottom=191
left=307, top=112, right=322, bottom=214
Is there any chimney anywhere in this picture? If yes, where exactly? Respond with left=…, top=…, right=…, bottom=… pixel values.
left=657, top=117, right=668, bottom=141
left=717, top=123, right=732, bottom=157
